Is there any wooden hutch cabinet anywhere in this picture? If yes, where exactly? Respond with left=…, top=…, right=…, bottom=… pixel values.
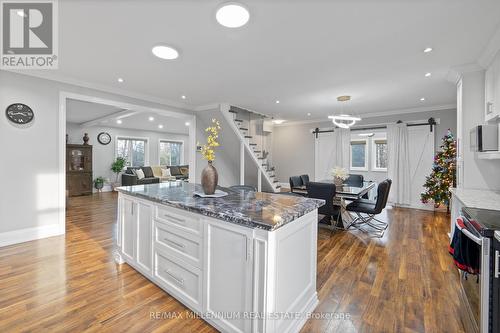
left=66, top=144, right=93, bottom=196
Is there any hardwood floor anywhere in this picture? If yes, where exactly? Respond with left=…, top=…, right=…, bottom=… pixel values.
left=0, top=192, right=467, bottom=332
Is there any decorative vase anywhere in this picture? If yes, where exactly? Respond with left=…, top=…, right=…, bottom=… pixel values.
left=334, top=177, right=344, bottom=187
left=201, top=161, right=218, bottom=195
left=83, top=133, right=90, bottom=145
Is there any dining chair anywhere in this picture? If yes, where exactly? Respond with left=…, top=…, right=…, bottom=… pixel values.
left=289, top=176, right=307, bottom=195
left=306, top=182, right=341, bottom=229
left=345, top=179, right=392, bottom=237
left=345, top=174, right=364, bottom=187
left=300, top=174, right=310, bottom=186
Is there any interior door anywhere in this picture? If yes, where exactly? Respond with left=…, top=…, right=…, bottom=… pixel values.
left=314, top=132, right=335, bottom=181
left=407, top=126, right=435, bottom=210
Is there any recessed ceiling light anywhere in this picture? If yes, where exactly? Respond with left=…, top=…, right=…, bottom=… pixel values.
left=148, top=116, right=155, bottom=121
left=275, top=100, right=280, bottom=104
left=272, top=119, right=285, bottom=124
left=158, top=124, right=164, bottom=129
left=117, top=77, right=124, bottom=83
left=216, top=3, right=250, bottom=28
left=307, top=112, right=311, bottom=116
left=185, top=122, right=190, bottom=126
left=181, top=95, right=186, bottom=99
left=152, top=45, right=179, bottom=60
left=425, top=72, right=432, bottom=77
left=423, top=47, right=433, bottom=53
left=420, top=97, right=426, bottom=101
left=116, top=119, right=122, bottom=124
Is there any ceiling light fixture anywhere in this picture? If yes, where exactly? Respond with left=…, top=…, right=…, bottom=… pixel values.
left=148, top=116, right=155, bottom=121
left=423, top=47, right=433, bottom=53
left=116, top=119, right=122, bottom=124
left=275, top=100, right=280, bottom=104
left=420, top=97, right=426, bottom=101
left=328, top=95, right=361, bottom=129
left=117, top=78, right=124, bottom=83
left=425, top=72, right=432, bottom=77
left=181, top=95, right=186, bottom=99
left=216, top=3, right=250, bottom=28
left=307, top=112, right=311, bottom=116
left=152, top=45, right=179, bottom=60
left=185, top=122, right=190, bottom=126
left=272, top=119, right=285, bottom=125
left=158, top=124, right=164, bottom=129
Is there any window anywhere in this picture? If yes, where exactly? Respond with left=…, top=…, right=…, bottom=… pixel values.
left=372, top=138, right=388, bottom=171
left=159, top=140, right=183, bottom=166
left=116, top=137, right=148, bottom=167
left=350, top=139, right=368, bottom=170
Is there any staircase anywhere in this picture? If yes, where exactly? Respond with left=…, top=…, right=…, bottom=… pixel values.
left=220, top=104, right=281, bottom=192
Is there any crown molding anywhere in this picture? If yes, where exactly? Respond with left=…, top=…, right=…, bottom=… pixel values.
left=478, top=24, right=500, bottom=68
left=273, top=104, right=456, bottom=127
left=1, top=69, right=195, bottom=113
left=193, top=103, right=221, bottom=111
left=446, top=63, right=484, bottom=84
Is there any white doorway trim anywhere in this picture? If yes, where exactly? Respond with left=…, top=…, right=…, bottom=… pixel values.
left=58, top=91, right=196, bottom=235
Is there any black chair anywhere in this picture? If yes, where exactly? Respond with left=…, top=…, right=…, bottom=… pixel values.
left=306, top=182, right=341, bottom=228
left=229, top=185, right=256, bottom=192
left=289, top=176, right=307, bottom=196
left=300, top=174, right=310, bottom=187
left=345, top=179, right=392, bottom=237
left=345, top=174, right=364, bottom=187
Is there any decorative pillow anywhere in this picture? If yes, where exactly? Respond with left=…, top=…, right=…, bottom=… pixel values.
left=135, top=169, right=145, bottom=180
left=179, top=166, right=189, bottom=175
left=161, top=168, right=171, bottom=177
left=142, top=166, right=154, bottom=178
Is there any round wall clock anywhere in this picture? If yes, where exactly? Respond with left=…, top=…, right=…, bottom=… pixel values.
left=97, top=132, right=111, bottom=145
left=5, top=103, right=34, bottom=124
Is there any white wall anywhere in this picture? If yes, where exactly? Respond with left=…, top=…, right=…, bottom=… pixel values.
left=0, top=70, right=193, bottom=246
left=66, top=123, right=189, bottom=188
left=459, top=70, right=500, bottom=190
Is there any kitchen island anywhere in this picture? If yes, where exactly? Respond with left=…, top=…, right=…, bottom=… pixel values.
left=114, top=182, right=324, bottom=333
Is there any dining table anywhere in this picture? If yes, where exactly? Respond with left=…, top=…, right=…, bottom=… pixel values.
left=318, top=180, right=376, bottom=229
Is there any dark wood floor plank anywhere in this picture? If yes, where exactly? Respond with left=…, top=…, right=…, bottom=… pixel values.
left=0, top=192, right=466, bottom=332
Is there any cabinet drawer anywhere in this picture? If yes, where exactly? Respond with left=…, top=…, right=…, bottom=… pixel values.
left=154, top=220, right=202, bottom=268
left=154, top=249, right=202, bottom=311
left=156, top=205, right=202, bottom=235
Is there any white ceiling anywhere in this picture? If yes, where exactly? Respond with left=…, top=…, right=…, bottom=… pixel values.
left=66, top=99, right=190, bottom=134
left=27, top=1, right=500, bottom=120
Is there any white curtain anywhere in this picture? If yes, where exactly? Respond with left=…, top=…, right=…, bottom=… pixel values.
left=332, top=128, right=350, bottom=170
left=387, top=123, right=410, bottom=206
left=314, top=128, right=350, bottom=180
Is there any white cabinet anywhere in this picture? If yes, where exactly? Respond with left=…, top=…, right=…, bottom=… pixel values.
left=204, top=221, right=253, bottom=333
left=485, top=51, right=500, bottom=121
left=118, top=196, right=153, bottom=273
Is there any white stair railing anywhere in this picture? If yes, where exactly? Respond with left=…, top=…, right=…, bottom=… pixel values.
left=220, top=104, right=281, bottom=193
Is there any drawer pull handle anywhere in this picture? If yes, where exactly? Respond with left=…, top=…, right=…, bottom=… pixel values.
left=165, top=238, right=185, bottom=250
left=162, top=213, right=185, bottom=225
left=165, top=270, right=184, bottom=286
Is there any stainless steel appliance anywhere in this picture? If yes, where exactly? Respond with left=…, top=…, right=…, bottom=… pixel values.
left=470, top=125, right=498, bottom=152
left=461, top=208, right=500, bottom=333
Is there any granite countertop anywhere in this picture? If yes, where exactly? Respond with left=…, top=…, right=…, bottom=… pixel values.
left=116, top=182, right=325, bottom=231
left=450, top=188, right=500, bottom=211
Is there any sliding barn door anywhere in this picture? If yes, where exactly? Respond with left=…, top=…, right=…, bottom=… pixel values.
left=314, top=132, right=335, bottom=181
left=407, top=126, right=435, bottom=210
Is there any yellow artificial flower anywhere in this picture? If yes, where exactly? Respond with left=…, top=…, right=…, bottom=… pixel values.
left=201, top=118, right=221, bottom=161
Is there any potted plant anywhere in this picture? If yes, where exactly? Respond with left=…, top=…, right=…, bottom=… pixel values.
left=111, top=157, right=126, bottom=190
left=199, top=118, right=221, bottom=194
left=94, top=177, right=105, bottom=191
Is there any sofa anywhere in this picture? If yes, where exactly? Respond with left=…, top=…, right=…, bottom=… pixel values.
left=121, top=165, right=189, bottom=186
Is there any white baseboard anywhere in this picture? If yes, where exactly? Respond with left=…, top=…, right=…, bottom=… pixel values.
left=92, top=185, right=113, bottom=193
left=0, top=224, right=64, bottom=248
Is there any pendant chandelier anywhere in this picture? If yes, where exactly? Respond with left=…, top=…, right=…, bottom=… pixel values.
left=328, top=95, right=361, bottom=129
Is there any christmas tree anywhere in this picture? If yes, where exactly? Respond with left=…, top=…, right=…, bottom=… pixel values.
left=421, top=129, right=456, bottom=211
